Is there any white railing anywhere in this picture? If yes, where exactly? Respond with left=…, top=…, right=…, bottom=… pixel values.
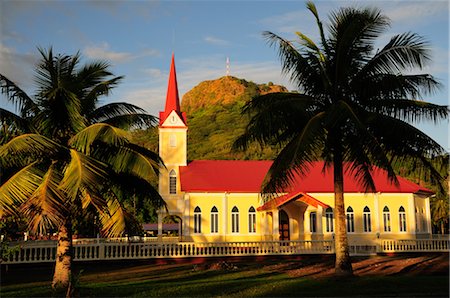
left=2, top=238, right=448, bottom=264
left=380, top=239, right=450, bottom=252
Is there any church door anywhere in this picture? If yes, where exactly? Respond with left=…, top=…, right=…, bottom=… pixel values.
left=279, top=210, right=290, bottom=241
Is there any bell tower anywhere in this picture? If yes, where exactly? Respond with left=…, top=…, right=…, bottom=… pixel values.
left=158, top=53, right=187, bottom=198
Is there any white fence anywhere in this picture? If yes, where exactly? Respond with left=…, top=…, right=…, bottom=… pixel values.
left=2, top=238, right=448, bottom=264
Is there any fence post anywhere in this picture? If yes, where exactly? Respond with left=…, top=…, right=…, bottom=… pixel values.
left=98, top=242, right=105, bottom=260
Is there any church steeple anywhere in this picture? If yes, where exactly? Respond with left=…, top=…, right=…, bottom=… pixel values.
left=159, top=53, right=186, bottom=126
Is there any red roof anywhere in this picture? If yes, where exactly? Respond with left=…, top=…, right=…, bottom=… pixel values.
left=159, top=53, right=187, bottom=125
left=179, top=160, right=432, bottom=194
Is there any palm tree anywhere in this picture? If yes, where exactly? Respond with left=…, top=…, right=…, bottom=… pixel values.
left=234, top=2, right=448, bottom=276
left=0, top=48, right=164, bottom=294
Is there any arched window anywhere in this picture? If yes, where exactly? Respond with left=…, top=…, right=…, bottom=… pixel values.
left=169, top=133, right=177, bottom=147
left=399, top=206, right=406, bottom=232
left=194, top=206, right=201, bottom=233
left=325, top=207, right=333, bottom=233
left=346, top=206, right=354, bottom=233
left=383, top=206, right=391, bottom=232
left=169, top=170, right=177, bottom=194
left=248, top=206, right=256, bottom=233
left=309, top=212, right=317, bottom=233
left=211, top=206, right=218, bottom=234
left=363, top=206, right=371, bottom=232
left=231, top=206, right=239, bottom=233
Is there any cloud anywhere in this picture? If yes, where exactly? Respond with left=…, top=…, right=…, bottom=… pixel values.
left=0, top=44, right=38, bottom=90
left=383, top=1, right=448, bottom=25
left=143, top=68, right=165, bottom=79
left=84, top=43, right=133, bottom=63
left=84, top=42, right=159, bottom=63
left=204, top=36, right=230, bottom=46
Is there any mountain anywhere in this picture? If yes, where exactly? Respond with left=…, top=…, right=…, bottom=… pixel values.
left=181, top=76, right=287, bottom=113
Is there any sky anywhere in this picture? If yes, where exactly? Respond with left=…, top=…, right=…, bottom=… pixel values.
left=1, top=0, right=449, bottom=150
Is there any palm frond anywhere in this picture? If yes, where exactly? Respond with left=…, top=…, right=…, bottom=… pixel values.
left=306, top=1, right=330, bottom=55
left=0, top=74, right=38, bottom=118
left=0, top=162, right=42, bottom=216
left=263, top=31, right=322, bottom=93
left=262, top=112, right=326, bottom=196
left=60, top=149, right=109, bottom=201
left=233, top=92, right=319, bottom=151
left=98, top=195, right=129, bottom=237
left=70, top=123, right=129, bottom=155
left=102, top=113, right=158, bottom=129
left=363, top=32, right=432, bottom=75
left=92, top=142, right=163, bottom=181
left=21, top=163, right=67, bottom=234
left=0, top=134, right=63, bottom=165
left=82, top=77, right=123, bottom=109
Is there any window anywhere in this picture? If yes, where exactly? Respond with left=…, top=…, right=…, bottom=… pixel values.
left=309, top=212, right=317, bottom=233
left=363, top=206, right=371, bottom=232
left=231, top=206, right=239, bottom=233
left=383, top=206, right=391, bottom=232
left=399, top=206, right=407, bottom=232
left=248, top=206, right=256, bottom=233
left=169, top=170, right=177, bottom=194
left=194, top=206, right=201, bottom=233
left=169, top=134, right=177, bottom=147
left=211, top=206, right=218, bottom=233
left=346, top=207, right=355, bottom=233
left=325, top=207, right=334, bottom=233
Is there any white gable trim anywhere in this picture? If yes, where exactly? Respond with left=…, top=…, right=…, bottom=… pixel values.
left=161, top=110, right=186, bottom=127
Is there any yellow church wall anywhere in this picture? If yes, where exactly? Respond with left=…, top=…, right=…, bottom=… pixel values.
left=305, top=192, right=419, bottom=243
left=186, top=192, right=263, bottom=242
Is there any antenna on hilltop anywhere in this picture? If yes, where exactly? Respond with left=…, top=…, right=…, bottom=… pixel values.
left=226, top=57, right=230, bottom=77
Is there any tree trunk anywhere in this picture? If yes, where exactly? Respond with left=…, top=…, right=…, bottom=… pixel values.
left=333, top=154, right=353, bottom=277
left=52, top=220, right=73, bottom=296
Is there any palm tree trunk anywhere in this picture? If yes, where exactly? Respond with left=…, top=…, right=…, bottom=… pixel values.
left=52, top=220, right=73, bottom=294
left=333, top=153, right=353, bottom=277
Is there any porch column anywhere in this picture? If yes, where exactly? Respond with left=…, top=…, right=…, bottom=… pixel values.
left=157, top=210, right=163, bottom=241
left=407, top=195, right=416, bottom=235
left=304, top=210, right=311, bottom=234
left=424, top=197, right=432, bottom=234
left=317, top=206, right=323, bottom=235
left=272, top=209, right=279, bottom=241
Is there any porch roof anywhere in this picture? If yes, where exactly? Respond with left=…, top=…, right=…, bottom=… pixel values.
left=257, top=192, right=330, bottom=211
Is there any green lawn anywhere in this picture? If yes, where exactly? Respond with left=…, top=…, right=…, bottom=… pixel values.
left=2, top=255, right=449, bottom=297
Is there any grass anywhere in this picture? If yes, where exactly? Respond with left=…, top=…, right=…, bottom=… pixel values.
left=2, top=255, right=449, bottom=297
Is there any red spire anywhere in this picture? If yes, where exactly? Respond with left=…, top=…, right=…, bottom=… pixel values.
left=159, top=53, right=186, bottom=126
left=164, top=53, right=180, bottom=113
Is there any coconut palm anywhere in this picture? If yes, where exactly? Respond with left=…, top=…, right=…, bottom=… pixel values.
left=234, top=2, right=448, bottom=276
left=0, top=48, right=164, bottom=294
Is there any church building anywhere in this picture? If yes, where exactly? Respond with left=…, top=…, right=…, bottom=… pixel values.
left=156, top=54, right=433, bottom=245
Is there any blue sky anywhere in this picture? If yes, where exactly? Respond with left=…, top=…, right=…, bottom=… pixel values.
left=1, top=0, right=448, bottom=149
